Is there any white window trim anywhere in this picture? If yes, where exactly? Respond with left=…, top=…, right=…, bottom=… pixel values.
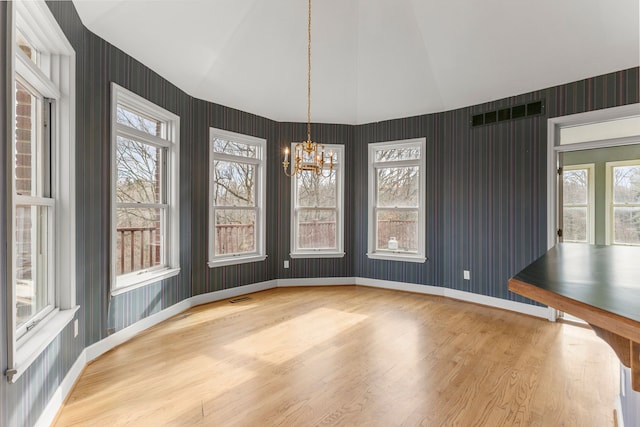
left=6, top=0, right=77, bottom=384
left=208, top=128, right=267, bottom=268
left=110, top=83, right=180, bottom=295
left=562, top=163, right=595, bottom=244
left=367, top=138, right=427, bottom=263
left=546, top=103, right=640, bottom=249
left=605, top=159, right=640, bottom=246
left=290, top=144, right=345, bottom=259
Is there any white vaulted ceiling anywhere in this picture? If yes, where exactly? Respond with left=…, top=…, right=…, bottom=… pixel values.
left=73, top=0, right=639, bottom=125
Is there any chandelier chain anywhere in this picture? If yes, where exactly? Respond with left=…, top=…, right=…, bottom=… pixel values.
left=307, top=0, right=311, bottom=142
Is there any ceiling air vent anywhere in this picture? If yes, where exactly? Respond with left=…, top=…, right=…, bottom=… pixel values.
left=471, top=100, right=545, bottom=127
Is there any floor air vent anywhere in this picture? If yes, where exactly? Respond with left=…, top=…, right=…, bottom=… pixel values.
left=472, top=100, right=544, bottom=127
left=229, top=296, right=251, bottom=303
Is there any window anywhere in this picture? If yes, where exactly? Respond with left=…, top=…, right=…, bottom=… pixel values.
left=7, top=0, right=76, bottom=383
left=562, top=164, right=594, bottom=243
left=290, top=144, right=344, bottom=258
left=367, top=138, right=426, bottom=262
left=606, top=160, right=640, bottom=246
left=111, top=84, right=180, bottom=293
left=209, top=128, right=266, bottom=267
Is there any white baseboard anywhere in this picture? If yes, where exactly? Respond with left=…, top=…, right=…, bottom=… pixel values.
left=35, top=350, right=86, bottom=427
left=38, top=276, right=549, bottom=426
left=354, top=277, right=549, bottom=320
left=278, top=277, right=357, bottom=287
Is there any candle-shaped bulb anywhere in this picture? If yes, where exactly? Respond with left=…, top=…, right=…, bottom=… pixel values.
left=284, top=147, right=289, bottom=162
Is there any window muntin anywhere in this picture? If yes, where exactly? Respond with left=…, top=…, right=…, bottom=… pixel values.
left=607, top=160, right=640, bottom=245
left=368, top=139, right=426, bottom=262
left=562, top=165, right=594, bottom=243
left=209, top=129, right=266, bottom=267
left=111, top=84, right=180, bottom=292
left=291, top=145, right=344, bottom=257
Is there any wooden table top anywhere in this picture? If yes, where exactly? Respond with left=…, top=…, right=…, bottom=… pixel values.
left=511, top=243, right=640, bottom=322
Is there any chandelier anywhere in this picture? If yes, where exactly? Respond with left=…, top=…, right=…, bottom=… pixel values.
left=282, top=0, right=334, bottom=177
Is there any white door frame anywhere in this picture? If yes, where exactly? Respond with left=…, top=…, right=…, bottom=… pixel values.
left=546, top=103, right=640, bottom=249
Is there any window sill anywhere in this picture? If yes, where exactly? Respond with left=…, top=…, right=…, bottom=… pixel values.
left=9, top=306, right=79, bottom=384
left=366, top=252, right=427, bottom=263
left=111, top=267, right=181, bottom=296
left=290, top=251, right=345, bottom=259
left=208, top=254, right=267, bottom=268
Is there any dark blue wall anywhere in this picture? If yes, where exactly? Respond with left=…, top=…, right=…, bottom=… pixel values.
left=0, top=0, right=638, bottom=425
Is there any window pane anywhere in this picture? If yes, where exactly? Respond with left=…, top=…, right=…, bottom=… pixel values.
left=212, top=138, right=257, bottom=158
left=377, top=167, right=419, bottom=207
left=563, top=207, right=587, bottom=242
left=376, top=209, right=418, bottom=252
left=213, top=161, right=255, bottom=207
left=296, top=170, right=336, bottom=208
left=15, top=80, right=44, bottom=197
left=612, top=165, right=640, bottom=204
left=116, top=208, right=164, bottom=275
left=613, top=207, right=640, bottom=245
left=215, top=210, right=256, bottom=255
left=375, top=146, right=421, bottom=162
left=563, top=169, right=588, bottom=204
left=297, top=210, right=336, bottom=249
left=15, top=205, right=49, bottom=328
left=116, top=105, right=165, bottom=138
left=116, top=137, right=163, bottom=204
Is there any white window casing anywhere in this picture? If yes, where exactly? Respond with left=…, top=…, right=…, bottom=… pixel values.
left=290, top=144, right=345, bottom=258
left=209, top=128, right=267, bottom=268
left=367, top=138, right=426, bottom=263
left=6, top=0, right=77, bottom=384
left=110, top=83, right=180, bottom=294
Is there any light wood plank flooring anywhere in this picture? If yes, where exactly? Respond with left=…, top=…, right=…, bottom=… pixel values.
left=54, top=286, right=619, bottom=426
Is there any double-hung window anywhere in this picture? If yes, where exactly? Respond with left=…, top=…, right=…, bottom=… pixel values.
left=209, top=128, right=266, bottom=267
left=7, top=0, right=76, bottom=383
left=367, top=138, right=426, bottom=262
left=562, top=164, right=595, bottom=243
left=111, top=84, right=180, bottom=293
left=606, top=160, right=640, bottom=245
left=290, top=145, right=344, bottom=258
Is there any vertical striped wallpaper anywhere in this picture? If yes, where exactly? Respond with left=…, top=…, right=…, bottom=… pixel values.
left=354, top=67, right=639, bottom=304
left=0, top=1, right=637, bottom=425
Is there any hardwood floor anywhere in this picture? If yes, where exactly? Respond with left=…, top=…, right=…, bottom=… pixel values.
left=54, top=286, right=619, bottom=426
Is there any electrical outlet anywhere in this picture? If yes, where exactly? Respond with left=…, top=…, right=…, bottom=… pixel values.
left=284, top=260, right=289, bottom=269
left=463, top=270, right=470, bottom=280
left=73, top=319, right=78, bottom=337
